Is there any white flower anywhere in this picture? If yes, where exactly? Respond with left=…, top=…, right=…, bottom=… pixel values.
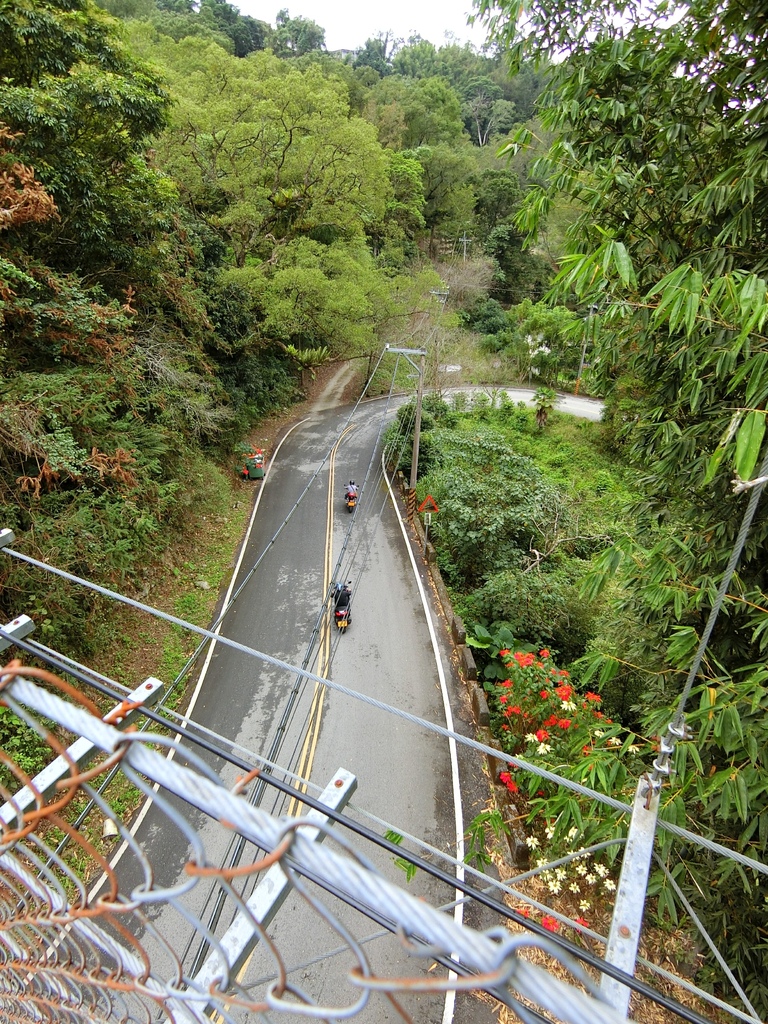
left=579, top=900, right=591, bottom=912
left=525, top=733, right=537, bottom=743
left=569, top=882, right=581, bottom=894
left=561, top=700, right=577, bottom=711
left=594, top=730, right=604, bottom=738
left=608, top=736, right=621, bottom=747
left=537, top=742, right=552, bottom=754
left=567, top=826, right=579, bottom=841
left=595, top=864, right=609, bottom=878
left=545, top=825, right=556, bottom=840
left=575, top=864, right=588, bottom=876
left=525, top=836, right=540, bottom=849
left=628, top=744, right=639, bottom=752
left=585, top=873, right=597, bottom=885
left=555, top=867, right=567, bottom=881
left=547, top=881, right=562, bottom=894
left=535, top=857, right=547, bottom=868
left=603, top=879, right=617, bottom=892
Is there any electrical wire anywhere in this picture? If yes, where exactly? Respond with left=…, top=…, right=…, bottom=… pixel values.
left=1, top=546, right=765, bottom=879
left=0, top=623, right=733, bottom=1024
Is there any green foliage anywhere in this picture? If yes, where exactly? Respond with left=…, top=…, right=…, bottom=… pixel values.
left=418, top=428, right=569, bottom=586
left=481, top=0, right=768, bottom=1006
left=464, top=565, right=598, bottom=662
left=464, top=808, right=509, bottom=869
left=533, top=386, right=556, bottom=429
left=475, top=633, right=645, bottom=853
left=384, top=829, right=418, bottom=882
left=270, top=8, right=325, bottom=58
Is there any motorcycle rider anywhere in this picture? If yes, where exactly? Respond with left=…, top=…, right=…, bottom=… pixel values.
left=345, top=480, right=358, bottom=502
left=334, top=580, right=352, bottom=613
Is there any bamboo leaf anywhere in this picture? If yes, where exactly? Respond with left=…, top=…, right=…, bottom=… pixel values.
left=734, top=409, right=766, bottom=480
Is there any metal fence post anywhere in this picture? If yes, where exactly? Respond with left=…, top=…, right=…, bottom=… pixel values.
left=599, top=775, right=660, bottom=1016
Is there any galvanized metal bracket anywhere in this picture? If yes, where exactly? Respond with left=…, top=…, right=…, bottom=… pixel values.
left=0, top=674, right=164, bottom=827
left=599, top=776, right=661, bottom=1016
left=0, top=613, right=35, bottom=654
left=193, top=767, right=357, bottom=1004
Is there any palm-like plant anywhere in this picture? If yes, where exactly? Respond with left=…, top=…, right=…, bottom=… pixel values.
left=533, top=386, right=556, bottom=429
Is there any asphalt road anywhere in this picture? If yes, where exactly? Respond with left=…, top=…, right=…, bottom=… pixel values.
left=101, top=374, right=605, bottom=1023
left=104, top=388, right=466, bottom=1024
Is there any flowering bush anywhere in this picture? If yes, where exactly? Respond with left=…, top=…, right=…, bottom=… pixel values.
left=472, top=628, right=649, bottom=853
left=490, top=646, right=625, bottom=762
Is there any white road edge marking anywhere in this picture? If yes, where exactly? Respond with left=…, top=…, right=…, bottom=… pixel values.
left=384, top=458, right=465, bottom=1024
left=91, top=417, right=310, bottom=891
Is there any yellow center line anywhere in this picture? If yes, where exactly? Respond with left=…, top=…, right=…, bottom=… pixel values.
left=213, top=423, right=356, bottom=1012
left=287, top=423, right=355, bottom=817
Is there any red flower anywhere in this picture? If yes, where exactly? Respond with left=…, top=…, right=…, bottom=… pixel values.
left=501, top=724, right=509, bottom=731
left=510, top=705, right=522, bottom=715
left=585, top=691, right=601, bottom=702
left=539, top=649, right=550, bottom=658
left=498, top=771, right=519, bottom=794
left=540, top=690, right=550, bottom=700
left=535, top=728, right=549, bottom=742
left=582, top=745, right=591, bottom=754
left=543, top=714, right=558, bottom=727
left=499, top=678, right=512, bottom=688
left=518, top=906, right=531, bottom=918
left=557, top=719, right=571, bottom=730
left=499, top=695, right=508, bottom=704
left=554, top=684, right=572, bottom=700
left=541, top=915, right=559, bottom=932
left=574, top=916, right=590, bottom=928
left=499, top=649, right=511, bottom=657
left=558, top=669, right=570, bottom=678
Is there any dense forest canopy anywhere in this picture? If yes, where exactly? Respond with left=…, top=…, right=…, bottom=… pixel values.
left=0, top=0, right=549, bottom=646
left=2, top=0, right=768, bottom=1011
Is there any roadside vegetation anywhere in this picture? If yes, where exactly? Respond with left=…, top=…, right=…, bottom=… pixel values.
left=0, top=0, right=552, bottom=658
left=2, top=0, right=768, bottom=1013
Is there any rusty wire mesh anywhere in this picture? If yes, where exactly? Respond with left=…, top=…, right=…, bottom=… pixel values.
left=0, top=657, right=634, bottom=1024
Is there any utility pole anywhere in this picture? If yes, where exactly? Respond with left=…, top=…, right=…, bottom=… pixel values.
left=458, top=233, right=470, bottom=261
left=410, top=348, right=426, bottom=495
left=385, top=345, right=426, bottom=519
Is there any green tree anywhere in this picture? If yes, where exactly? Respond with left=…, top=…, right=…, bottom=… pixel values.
left=406, top=143, right=475, bottom=255
left=151, top=44, right=389, bottom=267
left=270, top=8, right=325, bottom=57
left=391, top=37, right=437, bottom=79
left=482, top=0, right=768, bottom=1009
left=0, top=0, right=172, bottom=280
left=353, top=34, right=396, bottom=76
left=533, top=385, right=556, bottom=429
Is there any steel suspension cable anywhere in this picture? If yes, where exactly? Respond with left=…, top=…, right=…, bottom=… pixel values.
left=1, top=546, right=765, bottom=878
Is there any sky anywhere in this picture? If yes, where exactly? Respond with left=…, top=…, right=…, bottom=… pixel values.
left=238, top=0, right=492, bottom=53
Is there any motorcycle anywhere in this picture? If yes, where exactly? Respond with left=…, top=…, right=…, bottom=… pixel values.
left=334, top=605, right=351, bottom=632
left=333, top=582, right=352, bottom=632
left=345, top=492, right=357, bottom=513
